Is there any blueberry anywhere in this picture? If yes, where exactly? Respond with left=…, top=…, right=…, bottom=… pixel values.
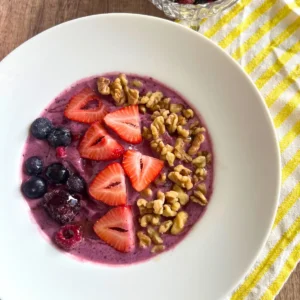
left=45, top=163, right=69, bottom=184
left=30, top=118, right=53, bottom=140
left=21, top=176, right=47, bottom=199
left=66, top=175, right=85, bottom=193
left=43, top=189, right=81, bottom=224
left=24, top=156, right=43, bottom=175
left=47, top=127, right=72, bottom=148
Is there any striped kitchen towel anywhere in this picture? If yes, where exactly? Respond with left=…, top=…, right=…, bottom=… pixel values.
left=190, top=0, right=300, bottom=299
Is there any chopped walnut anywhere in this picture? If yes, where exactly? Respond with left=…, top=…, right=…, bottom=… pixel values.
left=171, top=202, right=181, bottom=212
left=171, top=211, right=188, bottom=235
left=119, top=73, right=128, bottom=87
left=137, top=231, right=152, bottom=248
left=127, top=88, right=139, bottom=105
left=192, top=155, right=206, bottom=168
left=139, top=105, right=147, bottom=114
left=168, top=171, right=193, bottom=190
left=152, top=109, right=170, bottom=120
left=159, top=98, right=171, bottom=110
left=191, top=127, right=206, bottom=136
left=147, top=227, right=163, bottom=245
left=197, top=183, right=207, bottom=194
left=154, top=173, right=167, bottom=186
left=132, top=79, right=143, bottom=88
left=151, top=116, right=165, bottom=139
left=178, top=115, right=187, bottom=126
left=165, top=152, right=176, bottom=167
left=183, top=108, right=194, bottom=119
left=97, top=77, right=111, bottom=95
left=177, top=125, right=190, bottom=138
left=146, top=92, right=164, bottom=110
left=162, top=204, right=177, bottom=217
left=174, top=138, right=192, bottom=162
left=110, top=78, right=126, bottom=106
left=142, top=127, right=152, bottom=140
left=195, top=167, right=207, bottom=180
left=169, top=103, right=183, bottom=113
left=191, top=190, right=208, bottom=206
left=174, top=164, right=192, bottom=176
left=159, top=220, right=173, bottom=234
left=137, top=199, right=153, bottom=215
left=151, top=245, right=165, bottom=253
left=165, top=113, right=178, bottom=134
left=165, top=190, right=179, bottom=204
left=173, top=184, right=189, bottom=205
left=190, top=120, right=199, bottom=129
left=153, top=200, right=164, bottom=215
left=206, top=153, right=212, bottom=164
left=140, top=187, right=153, bottom=198
left=188, top=133, right=205, bottom=156
left=140, top=214, right=160, bottom=227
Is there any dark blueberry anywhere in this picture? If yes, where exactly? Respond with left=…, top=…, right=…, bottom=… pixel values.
left=43, top=189, right=81, bottom=224
left=66, top=175, right=85, bottom=193
left=30, top=118, right=53, bottom=140
left=21, top=176, right=47, bottom=199
left=46, top=163, right=69, bottom=184
left=54, top=224, right=83, bottom=250
left=47, top=127, right=72, bottom=148
left=24, top=156, right=43, bottom=175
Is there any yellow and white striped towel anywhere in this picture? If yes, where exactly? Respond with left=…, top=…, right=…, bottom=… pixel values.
left=191, top=0, right=300, bottom=299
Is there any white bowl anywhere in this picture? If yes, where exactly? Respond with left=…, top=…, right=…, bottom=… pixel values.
left=0, top=14, right=280, bottom=300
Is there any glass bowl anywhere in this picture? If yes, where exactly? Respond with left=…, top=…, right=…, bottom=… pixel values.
left=149, top=0, right=239, bottom=30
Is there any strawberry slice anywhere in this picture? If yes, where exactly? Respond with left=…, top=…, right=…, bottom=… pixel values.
left=93, top=206, right=135, bottom=253
left=64, top=87, right=107, bottom=123
left=122, top=150, right=164, bottom=192
left=89, top=163, right=127, bottom=206
left=79, top=122, right=124, bottom=161
left=104, top=105, right=142, bottom=144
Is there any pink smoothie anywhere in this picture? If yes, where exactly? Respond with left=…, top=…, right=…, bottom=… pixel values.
left=21, top=74, right=214, bottom=265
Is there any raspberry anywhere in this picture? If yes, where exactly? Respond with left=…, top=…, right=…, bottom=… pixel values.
left=178, top=0, right=195, bottom=4
left=43, top=189, right=81, bottom=224
left=56, top=147, right=67, bottom=158
left=54, top=224, right=82, bottom=250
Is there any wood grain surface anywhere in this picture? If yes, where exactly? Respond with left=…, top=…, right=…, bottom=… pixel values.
left=0, top=1, right=299, bottom=299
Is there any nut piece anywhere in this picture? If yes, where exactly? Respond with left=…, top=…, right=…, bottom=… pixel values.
left=188, top=134, right=205, bottom=156
left=183, top=108, right=194, bottom=119
left=171, top=211, right=188, bottom=235
left=165, top=113, right=178, bottom=134
left=97, top=77, right=111, bottom=95
left=173, top=184, right=189, bottom=205
left=140, top=214, right=160, bottom=227
left=152, top=109, right=170, bottom=120
left=139, top=105, right=147, bottom=114
left=165, top=191, right=179, bottom=204
left=174, top=164, right=192, bottom=176
left=154, top=173, right=167, bottom=186
left=192, top=155, right=206, bottom=168
left=177, top=125, right=190, bottom=138
left=140, top=187, right=153, bottom=198
left=169, top=103, right=183, bottom=113
left=142, top=127, right=152, bottom=140
left=178, top=115, right=187, bottom=126
left=206, top=153, right=212, bottom=164
left=137, top=231, right=152, bottom=248
left=147, top=227, right=163, bottom=245
left=171, top=202, right=181, bottom=212
left=110, top=77, right=126, bottom=106
left=197, top=183, right=207, bottom=194
left=137, top=199, right=153, bottom=215
left=153, top=199, right=164, bottom=215
left=162, top=204, right=177, bottom=217
left=146, top=92, right=164, bottom=110
left=173, top=138, right=192, bottom=162
left=192, top=189, right=208, bottom=206
left=195, top=167, right=207, bottom=180
left=165, top=152, right=176, bottom=167
left=132, top=79, right=143, bottom=88
left=191, top=127, right=206, bottom=136
left=127, top=88, right=139, bottom=105
left=168, top=171, right=193, bottom=190
left=159, top=220, right=173, bottom=234
left=151, top=116, right=165, bottom=139
left=151, top=245, right=165, bottom=253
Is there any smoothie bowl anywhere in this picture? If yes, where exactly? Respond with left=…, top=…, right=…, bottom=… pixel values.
left=0, top=14, right=280, bottom=300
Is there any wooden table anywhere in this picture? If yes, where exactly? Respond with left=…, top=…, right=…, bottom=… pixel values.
left=0, top=1, right=299, bottom=299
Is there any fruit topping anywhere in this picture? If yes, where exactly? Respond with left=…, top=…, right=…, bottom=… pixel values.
left=21, top=176, right=47, bottom=199
left=54, top=224, right=83, bottom=250
left=45, top=163, right=69, bottom=184
left=24, top=156, right=43, bottom=175
left=79, top=122, right=124, bottom=161
left=104, top=105, right=142, bottom=144
left=64, top=87, right=107, bottom=123
left=66, top=175, right=85, bottom=193
left=122, top=150, right=164, bottom=192
left=56, top=146, right=67, bottom=158
left=47, top=127, right=72, bottom=148
left=89, top=163, right=126, bottom=206
left=43, top=189, right=81, bottom=224
left=93, top=206, right=135, bottom=253
left=30, top=117, right=53, bottom=140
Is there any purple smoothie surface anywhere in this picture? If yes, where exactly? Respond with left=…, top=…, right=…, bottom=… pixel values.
left=21, top=74, right=214, bottom=265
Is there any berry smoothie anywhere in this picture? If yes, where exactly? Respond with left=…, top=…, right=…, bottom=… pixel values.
left=21, top=73, right=214, bottom=265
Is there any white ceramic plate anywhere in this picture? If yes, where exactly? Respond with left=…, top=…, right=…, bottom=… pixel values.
left=0, top=14, right=280, bottom=300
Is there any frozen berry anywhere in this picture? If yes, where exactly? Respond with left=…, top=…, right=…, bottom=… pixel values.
left=54, top=224, right=83, bottom=250
left=21, top=176, right=47, bottom=199
left=47, top=127, right=72, bottom=147
left=43, top=189, right=81, bottom=224
left=24, top=156, right=43, bottom=175
left=56, top=147, right=67, bottom=158
left=30, top=118, right=53, bottom=140
left=67, top=175, right=85, bottom=193
left=45, top=163, right=69, bottom=184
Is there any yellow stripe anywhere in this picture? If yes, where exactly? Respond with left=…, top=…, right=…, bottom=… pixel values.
left=204, top=0, right=252, bottom=38
left=280, top=120, right=300, bottom=153
left=273, top=182, right=300, bottom=228
left=274, top=90, right=300, bottom=128
left=265, top=65, right=300, bottom=108
left=282, top=150, right=300, bottom=184
left=261, top=242, right=300, bottom=300
left=231, top=216, right=300, bottom=300
left=231, top=3, right=294, bottom=60
left=218, top=0, right=276, bottom=49
left=245, top=17, right=300, bottom=74
left=256, top=41, right=300, bottom=90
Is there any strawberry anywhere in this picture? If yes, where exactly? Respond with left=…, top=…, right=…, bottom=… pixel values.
left=79, top=122, right=124, bottom=161
left=93, top=206, right=135, bottom=253
left=64, top=87, right=107, bottom=123
left=89, top=163, right=127, bottom=206
left=122, top=150, right=164, bottom=192
left=104, top=105, right=142, bottom=144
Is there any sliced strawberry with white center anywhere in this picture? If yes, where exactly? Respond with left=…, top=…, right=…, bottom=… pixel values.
left=64, top=88, right=107, bottom=123
left=89, top=163, right=127, bottom=206
left=104, top=105, right=142, bottom=144
left=93, top=206, right=135, bottom=253
left=79, top=122, right=124, bottom=161
left=122, top=150, right=164, bottom=192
